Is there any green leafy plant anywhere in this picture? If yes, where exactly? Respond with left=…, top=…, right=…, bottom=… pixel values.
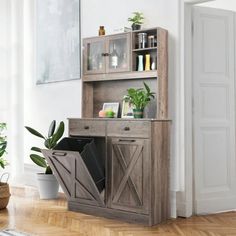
left=0, top=123, right=7, bottom=169
left=125, top=82, right=155, bottom=110
left=25, top=120, right=65, bottom=174
left=128, top=12, right=144, bottom=25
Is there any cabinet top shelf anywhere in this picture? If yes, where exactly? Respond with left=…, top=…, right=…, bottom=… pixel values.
left=68, top=118, right=171, bottom=122
left=132, top=47, right=157, bottom=52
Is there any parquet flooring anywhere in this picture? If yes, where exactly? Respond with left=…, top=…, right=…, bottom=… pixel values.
left=1, top=187, right=236, bottom=235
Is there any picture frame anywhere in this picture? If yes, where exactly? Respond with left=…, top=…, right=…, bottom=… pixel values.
left=36, top=0, right=81, bottom=84
left=102, top=103, right=119, bottom=118
left=121, top=97, right=134, bottom=118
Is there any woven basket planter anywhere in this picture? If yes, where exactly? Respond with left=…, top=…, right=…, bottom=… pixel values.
left=0, top=182, right=10, bottom=210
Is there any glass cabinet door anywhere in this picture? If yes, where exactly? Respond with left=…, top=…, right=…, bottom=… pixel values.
left=84, top=38, right=106, bottom=74
left=107, top=33, right=131, bottom=73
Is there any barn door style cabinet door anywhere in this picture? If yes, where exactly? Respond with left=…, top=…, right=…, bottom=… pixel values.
left=108, top=138, right=150, bottom=214
left=83, top=33, right=131, bottom=75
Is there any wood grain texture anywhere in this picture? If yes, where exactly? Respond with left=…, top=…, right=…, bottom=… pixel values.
left=150, top=121, right=170, bottom=225
left=69, top=119, right=106, bottom=137
left=157, top=28, right=168, bottom=119
left=82, top=82, right=94, bottom=118
left=109, top=138, right=150, bottom=214
left=64, top=118, right=170, bottom=225
left=2, top=187, right=236, bottom=235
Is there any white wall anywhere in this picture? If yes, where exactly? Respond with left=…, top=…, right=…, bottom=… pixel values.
left=198, top=0, right=236, bottom=10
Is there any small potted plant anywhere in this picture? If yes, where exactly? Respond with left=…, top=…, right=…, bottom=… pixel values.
left=125, top=82, right=155, bottom=118
left=128, top=12, right=144, bottom=31
left=0, top=123, right=10, bottom=210
left=25, top=120, right=64, bottom=199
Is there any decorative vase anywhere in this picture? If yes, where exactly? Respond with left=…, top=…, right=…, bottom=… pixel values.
left=145, top=54, right=151, bottom=71
left=131, top=24, right=141, bottom=31
left=133, top=108, right=144, bottom=118
left=37, top=173, right=59, bottom=199
left=98, top=26, right=105, bottom=36
left=138, top=55, right=144, bottom=71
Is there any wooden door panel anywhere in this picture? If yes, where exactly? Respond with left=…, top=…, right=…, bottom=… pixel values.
left=42, top=150, right=105, bottom=207
left=193, top=7, right=236, bottom=214
left=109, top=138, right=150, bottom=214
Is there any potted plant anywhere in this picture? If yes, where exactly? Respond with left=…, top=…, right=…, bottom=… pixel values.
left=125, top=82, right=155, bottom=118
left=128, top=12, right=144, bottom=31
left=25, top=120, right=64, bottom=199
left=0, top=123, right=10, bottom=210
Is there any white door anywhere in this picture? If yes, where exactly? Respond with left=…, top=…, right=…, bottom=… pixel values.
left=193, top=7, right=236, bottom=214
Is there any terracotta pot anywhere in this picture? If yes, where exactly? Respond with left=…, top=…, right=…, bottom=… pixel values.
left=0, top=182, right=10, bottom=210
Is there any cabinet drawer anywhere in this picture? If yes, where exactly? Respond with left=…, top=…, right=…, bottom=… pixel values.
left=107, top=121, right=150, bottom=138
left=69, top=119, right=106, bottom=137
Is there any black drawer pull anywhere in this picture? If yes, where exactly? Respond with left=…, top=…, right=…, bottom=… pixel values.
left=84, top=126, right=90, bottom=130
left=124, top=127, right=130, bottom=131
left=119, top=139, right=136, bottom=143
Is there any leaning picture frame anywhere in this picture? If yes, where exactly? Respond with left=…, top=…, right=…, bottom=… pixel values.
left=102, top=103, right=119, bottom=118
left=121, top=96, right=134, bottom=118
left=36, top=0, right=81, bottom=84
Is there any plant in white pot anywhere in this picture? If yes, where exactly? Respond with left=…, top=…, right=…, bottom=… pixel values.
left=25, top=120, right=64, bottom=199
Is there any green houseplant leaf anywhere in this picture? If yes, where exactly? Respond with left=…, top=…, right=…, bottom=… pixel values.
left=0, top=123, right=7, bottom=169
left=48, top=120, right=56, bottom=138
left=25, top=120, right=65, bottom=174
left=125, top=82, right=155, bottom=111
left=25, top=126, right=45, bottom=139
left=30, top=154, right=47, bottom=168
left=51, top=121, right=65, bottom=146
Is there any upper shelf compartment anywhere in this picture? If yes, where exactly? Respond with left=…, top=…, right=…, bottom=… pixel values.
left=83, top=33, right=131, bottom=75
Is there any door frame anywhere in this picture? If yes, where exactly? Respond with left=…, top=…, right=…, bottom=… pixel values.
left=177, top=0, right=216, bottom=217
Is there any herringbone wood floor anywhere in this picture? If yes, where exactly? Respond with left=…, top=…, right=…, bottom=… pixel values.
left=0, top=187, right=236, bottom=235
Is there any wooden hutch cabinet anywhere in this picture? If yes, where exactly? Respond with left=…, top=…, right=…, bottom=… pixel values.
left=43, top=27, right=170, bottom=226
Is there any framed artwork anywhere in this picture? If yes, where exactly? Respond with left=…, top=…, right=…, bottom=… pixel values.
left=36, top=0, right=81, bottom=84
left=121, top=97, right=134, bottom=118
left=102, top=103, right=119, bottom=118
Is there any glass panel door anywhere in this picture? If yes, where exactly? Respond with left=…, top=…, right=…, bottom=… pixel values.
left=84, top=38, right=106, bottom=74
left=107, top=33, right=131, bottom=73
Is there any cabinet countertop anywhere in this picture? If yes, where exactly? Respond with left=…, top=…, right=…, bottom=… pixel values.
left=68, top=118, right=171, bottom=122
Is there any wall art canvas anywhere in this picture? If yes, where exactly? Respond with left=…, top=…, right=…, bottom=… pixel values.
left=36, top=0, right=81, bottom=84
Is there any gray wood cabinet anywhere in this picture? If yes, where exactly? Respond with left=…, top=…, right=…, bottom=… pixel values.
left=43, top=120, right=170, bottom=226
left=42, top=27, right=170, bottom=226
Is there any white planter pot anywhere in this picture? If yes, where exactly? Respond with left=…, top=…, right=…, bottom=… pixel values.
left=37, top=173, right=59, bottom=199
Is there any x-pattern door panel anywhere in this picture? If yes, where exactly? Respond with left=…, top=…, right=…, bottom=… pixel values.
left=109, top=138, right=150, bottom=214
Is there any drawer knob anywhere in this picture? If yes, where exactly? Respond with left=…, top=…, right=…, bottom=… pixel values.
left=84, top=126, right=90, bottom=130
left=124, top=127, right=130, bottom=131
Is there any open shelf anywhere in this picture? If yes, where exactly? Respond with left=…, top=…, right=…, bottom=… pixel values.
left=132, top=47, right=157, bottom=52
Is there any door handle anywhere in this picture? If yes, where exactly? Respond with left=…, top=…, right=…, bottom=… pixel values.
left=124, top=127, right=130, bottom=131
left=52, top=151, right=67, bottom=156
left=84, top=126, right=90, bottom=130
left=118, top=139, right=136, bottom=143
